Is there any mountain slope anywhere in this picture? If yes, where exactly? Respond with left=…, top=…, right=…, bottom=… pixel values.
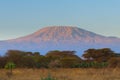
left=0, top=26, right=120, bottom=55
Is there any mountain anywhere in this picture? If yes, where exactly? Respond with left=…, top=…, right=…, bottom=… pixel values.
left=0, top=26, right=120, bottom=56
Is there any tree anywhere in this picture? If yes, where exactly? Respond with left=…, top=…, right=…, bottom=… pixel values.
left=46, top=50, right=81, bottom=68
left=33, top=52, right=40, bottom=56
left=82, top=49, right=96, bottom=60
left=25, top=52, right=33, bottom=56
left=108, top=57, right=120, bottom=68
left=82, top=48, right=115, bottom=62
left=5, top=62, right=16, bottom=77
left=5, top=50, right=27, bottom=67
left=0, top=56, right=7, bottom=68
left=48, top=60, right=60, bottom=68
left=21, top=56, right=35, bottom=68
left=46, top=50, right=79, bottom=60
left=60, top=57, right=80, bottom=68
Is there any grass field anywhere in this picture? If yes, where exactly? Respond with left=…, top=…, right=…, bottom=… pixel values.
left=0, top=68, right=120, bottom=80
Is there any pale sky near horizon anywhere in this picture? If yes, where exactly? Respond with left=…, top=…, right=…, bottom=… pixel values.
left=0, top=0, right=120, bottom=40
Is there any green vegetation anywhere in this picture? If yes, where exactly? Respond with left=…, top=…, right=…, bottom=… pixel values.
left=4, top=62, right=16, bottom=77
left=0, top=48, right=120, bottom=69
left=5, top=62, right=16, bottom=70
left=41, top=73, right=57, bottom=80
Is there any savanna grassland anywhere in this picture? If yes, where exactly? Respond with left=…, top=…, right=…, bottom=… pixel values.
left=0, top=49, right=120, bottom=80
left=0, top=68, right=120, bottom=80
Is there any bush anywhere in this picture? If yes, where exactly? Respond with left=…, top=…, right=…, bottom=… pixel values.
left=4, top=62, right=16, bottom=77
left=41, top=73, right=57, bottom=80
left=78, top=62, right=108, bottom=68
left=5, top=62, right=16, bottom=70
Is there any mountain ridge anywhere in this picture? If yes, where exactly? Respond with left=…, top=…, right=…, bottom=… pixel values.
left=0, top=26, right=120, bottom=55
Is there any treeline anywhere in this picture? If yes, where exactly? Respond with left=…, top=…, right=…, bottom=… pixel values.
left=0, top=48, right=120, bottom=69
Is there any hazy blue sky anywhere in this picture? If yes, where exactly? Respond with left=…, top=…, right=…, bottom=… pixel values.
left=0, top=0, right=120, bottom=40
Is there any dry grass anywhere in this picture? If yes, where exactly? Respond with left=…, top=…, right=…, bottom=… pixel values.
left=0, top=68, right=120, bottom=80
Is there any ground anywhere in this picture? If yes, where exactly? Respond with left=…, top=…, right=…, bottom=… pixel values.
left=0, top=68, right=120, bottom=80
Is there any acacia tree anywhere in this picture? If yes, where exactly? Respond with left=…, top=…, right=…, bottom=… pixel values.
left=60, top=57, right=80, bottom=68
left=82, top=49, right=96, bottom=60
left=46, top=50, right=81, bottom=68
left=82, top=48, right=115, bottom=62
